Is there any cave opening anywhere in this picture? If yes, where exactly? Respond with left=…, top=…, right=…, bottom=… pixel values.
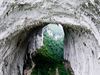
left=23, top=23, right=73, bottom=75
left=31, top=24, right=67, bottom=75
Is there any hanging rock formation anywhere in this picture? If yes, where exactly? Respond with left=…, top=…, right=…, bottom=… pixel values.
left=0, top=0, right=100, bottom=75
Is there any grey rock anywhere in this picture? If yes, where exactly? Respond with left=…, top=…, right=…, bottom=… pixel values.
left=0, top=0, right=100, bottom=75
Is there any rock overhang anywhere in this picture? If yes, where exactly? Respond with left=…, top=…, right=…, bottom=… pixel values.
left=0, top=0, right=100, bottom=75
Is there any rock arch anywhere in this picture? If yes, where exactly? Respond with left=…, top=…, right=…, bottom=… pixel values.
left=0, top=0, right=100, bottom=75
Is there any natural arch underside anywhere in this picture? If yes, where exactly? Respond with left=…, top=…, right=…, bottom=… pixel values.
left=0, top=22, right=100, bottom=75
left=0, top=0, right=100, bottom=75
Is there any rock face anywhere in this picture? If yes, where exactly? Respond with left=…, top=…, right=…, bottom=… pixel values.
left=0, top=0, right=100, bottom=75
left=0, top=26, right=43, bottom=75
left=64, top=26, right=100, bottom=75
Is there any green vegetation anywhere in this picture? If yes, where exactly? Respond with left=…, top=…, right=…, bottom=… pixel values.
left=31, top=28, right=71, bottom=75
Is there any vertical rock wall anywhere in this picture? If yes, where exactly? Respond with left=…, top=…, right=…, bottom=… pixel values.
left=0, top=31, right=28, bottom=75
left=24, top=27, right=43, bottom=74
left=64, top=25, right=100, bottom=75
left=28, top=27, right=43, bottom=58
left=0, top=26, right=43, bottom=75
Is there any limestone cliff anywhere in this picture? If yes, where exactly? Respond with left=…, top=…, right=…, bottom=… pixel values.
left=0, top=0, right=100, bottom=75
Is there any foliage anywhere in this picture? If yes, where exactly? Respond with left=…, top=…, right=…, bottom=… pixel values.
left=31, top=31, right=71, bottom=75
left=43, top=32, right=64, bottom=62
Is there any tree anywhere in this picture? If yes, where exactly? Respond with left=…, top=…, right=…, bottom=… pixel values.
left=32, top=31, right=69, bottom=75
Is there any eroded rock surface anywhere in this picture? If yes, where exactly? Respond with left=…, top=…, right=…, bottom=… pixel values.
left=0, top=0, right=100, bottom=75
left=64, top=25, right=100, bottom=75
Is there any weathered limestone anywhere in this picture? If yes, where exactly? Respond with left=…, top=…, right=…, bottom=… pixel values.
left=23, top=26, right=43, bottom=75
left=0, top=0, right=100, bottom=75
left=0, top=25, right=43, bottom=75
left=64, top=25, right=100, bottom=75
